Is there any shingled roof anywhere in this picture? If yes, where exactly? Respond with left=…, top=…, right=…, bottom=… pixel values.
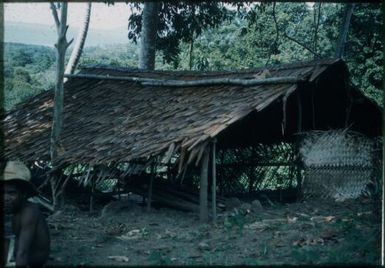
left=4, top=58, right=352, bottom=167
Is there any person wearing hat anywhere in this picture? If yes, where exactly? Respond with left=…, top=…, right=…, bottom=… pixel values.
left=2, top=161, right=50, bottom=267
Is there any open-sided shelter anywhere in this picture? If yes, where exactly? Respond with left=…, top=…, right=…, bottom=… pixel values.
left=4, top=58, right=382, bottom=220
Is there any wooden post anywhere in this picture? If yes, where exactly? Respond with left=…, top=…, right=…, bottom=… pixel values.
left=296, top=93, right=302, bottom=133
left=90, top=175, right=95, bottom=213
left=211, top=139, right=217, bottom=223
left=147, top=160, right=155, bottom=212
left=296, top=92, right=303, bottom=197
left=200, top=148, right=209, bottom=223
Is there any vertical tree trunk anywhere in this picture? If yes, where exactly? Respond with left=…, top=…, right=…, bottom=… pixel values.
left=200, top=148, right=209, bottom=223
left=65, top=2, right=92, bottom=75
left=335, top=3, right=355, bottom=58
left=139, top=2, right=159, bottom=70
left=313, top=2, right=321, bottom=59
left=50, top=2, right=73, bottom=210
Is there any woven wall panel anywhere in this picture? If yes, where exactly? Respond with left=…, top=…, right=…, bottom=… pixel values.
left=302, top=167, right=371, bottom=201
left=300, top=130, right=376, bottom=201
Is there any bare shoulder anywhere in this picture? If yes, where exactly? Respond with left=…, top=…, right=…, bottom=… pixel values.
left=20, top=202, right=42, bottom=222
left=24, top=202, right=42, bottom=213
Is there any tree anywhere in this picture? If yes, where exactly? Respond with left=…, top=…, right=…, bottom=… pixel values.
left=128, top=2, right=230, bottom=69
left=344, top=3, right=383, bottom=105
left=138, top=2, right=159, bottom=70
left=172, top=2, right=382, bottom=106
left=335, top=3, right=355, bottom=58
left=65, top=2, right=92, bottom=75
left=50, top=2, right=73, bottom=210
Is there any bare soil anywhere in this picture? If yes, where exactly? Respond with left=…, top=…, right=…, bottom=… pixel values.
left=46, top=197, right=381, bottom=266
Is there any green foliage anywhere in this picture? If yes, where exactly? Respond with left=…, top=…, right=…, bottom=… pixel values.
left=217, top=143, right=300, bottom=194
left=128, top=2, right=232, bottom=67
left=4, top=43, right=55, bottom=111
left=174, top=3, right=382, bottom=105
left=77, top=44, right=138, bottom=69
left=14, top=67, right=32, bottom=83
left=345, top=4, right=383, bottom=106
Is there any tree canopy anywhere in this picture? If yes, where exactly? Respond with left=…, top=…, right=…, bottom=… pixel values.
left=128, top=2, right=231, bottom=68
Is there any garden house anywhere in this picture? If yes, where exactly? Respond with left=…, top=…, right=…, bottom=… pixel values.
left=4, top=58, right=382, bottom=221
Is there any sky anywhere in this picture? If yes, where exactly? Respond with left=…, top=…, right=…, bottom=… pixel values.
left=4, top=2, right=132, bottom=30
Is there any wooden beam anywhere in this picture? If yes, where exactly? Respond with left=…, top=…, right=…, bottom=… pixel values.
left=142, top=76, right=302, bottom=87
left=219, top=162, right=300, bottom=167
left=64, top=73, right=159, bottom=83
left=200, top=148, right=209, bottom=223
left=211, top=139, right=217, bottom=223
left=64, top=73, right=302, bottom=87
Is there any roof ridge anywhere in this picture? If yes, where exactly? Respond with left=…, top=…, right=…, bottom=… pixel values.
left=80, top=58, right=341, bottom=76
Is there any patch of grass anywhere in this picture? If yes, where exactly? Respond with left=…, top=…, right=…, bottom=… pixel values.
left=223, top=210, right=246, bottom=236
left=148, top=250, right=173, bottom=265
left=243, top=257, right=261, bottom=265
left=324, top=228, right=381, bottom=264
left=291, top=248, right=320, bottom=264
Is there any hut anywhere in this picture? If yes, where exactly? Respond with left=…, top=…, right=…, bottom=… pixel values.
left=3, top=58, right=382, bottom=220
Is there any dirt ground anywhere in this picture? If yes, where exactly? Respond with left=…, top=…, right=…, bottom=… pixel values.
left=46, top=196, right=381, bottom=266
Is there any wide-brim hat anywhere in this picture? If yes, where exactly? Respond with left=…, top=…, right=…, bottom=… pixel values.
left=2, top=161, right=38, bottom=197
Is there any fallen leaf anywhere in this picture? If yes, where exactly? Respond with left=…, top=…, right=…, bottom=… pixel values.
left=127, top=229, right=141, bottom=236
left=165, top=229, right=177, bottom=238
left=198, top=241, right=210, bottom=251
left=324, top=216, right=336, bottom=222
left=295, top=212, right=311, bottom=218
left=117, top=229, right=143, bottom=240
left=245, top=221, right=269, bottom=230
left=108, top=256, right=129, bottom=262
left=320, top=228, right=338, bottom=240
left=357, top=211, right=372, bottom=216
left=310, top=216, right=324, bottom=222
left=287, top=216, right=298, bottom=224
left=293, top=238, right=305, bottom=246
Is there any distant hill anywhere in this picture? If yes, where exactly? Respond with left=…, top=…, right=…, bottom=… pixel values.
left=4, top=21, right=129, bottom=47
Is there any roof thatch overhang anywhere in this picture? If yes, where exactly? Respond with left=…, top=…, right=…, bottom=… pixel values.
left=4, top=58, right=381, bottom=170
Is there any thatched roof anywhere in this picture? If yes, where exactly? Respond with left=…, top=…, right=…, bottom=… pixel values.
left=4, top=58, right=377, bottom=168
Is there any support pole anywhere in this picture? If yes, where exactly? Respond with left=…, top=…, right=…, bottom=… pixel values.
left=147, top=160, right=155, bottom=212
left=200, top=148, right=209, bottom=223
left=211, top=139, right=217, bottom=223
left=296, top=93, right=302, bottom=133
left=90, top=175, right=95, bottom=213
left=296, top=93, right=303, bottom=198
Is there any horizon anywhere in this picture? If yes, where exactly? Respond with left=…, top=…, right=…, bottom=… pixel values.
left=4, top=2, right=132, bottom=31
